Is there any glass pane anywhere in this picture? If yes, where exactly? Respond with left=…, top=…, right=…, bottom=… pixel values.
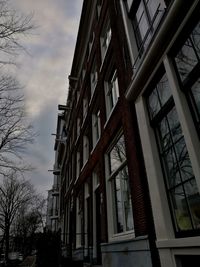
left=163, top=147, right=181, bottom=188
left=167, top=107, right=182, bottom=143
left=158, top=117, right=172, bottom=152
left=136, top=2, right=149, bottom=41
left=121, top=166, right=134, bottom=231
left=191, top=21, right=200, bottom=59
left=113, top=175, right=123, bottom=233
left=148, top=88, right=160, bottom=118
left=175, top=38, right=198, bottom=81
left=112, top=76, right=119, bottom=106
left=148, top=74, right=171, bottom=119
left=191, top=80, right=200, bottom=117
left=185, top=179, right=200, bottom=229
left=146, top=0, right=159, bottom=20
left=174, top=138, right=194, bottom=182
left=109, top=135, right=126, bottom=174
left=157, top=74, right=172, bottom=106
left=170, top=185, right=193, bottom=231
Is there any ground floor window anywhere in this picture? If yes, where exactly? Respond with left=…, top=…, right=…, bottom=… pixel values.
left=105, top=133, right=134, bottom=237
left=146, top=70, right=200, bottom=235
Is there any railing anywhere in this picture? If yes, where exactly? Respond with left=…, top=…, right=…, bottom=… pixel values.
left=60, top=233, right=97, bottom=265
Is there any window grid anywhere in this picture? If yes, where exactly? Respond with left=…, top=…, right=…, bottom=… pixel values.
left=173, top=21, right=200, bottom=137
left=105, top=70, right=119, bottom=118
left=107, top=134, right=134, bottom=234
left=147, top=73, right=200, bottom=235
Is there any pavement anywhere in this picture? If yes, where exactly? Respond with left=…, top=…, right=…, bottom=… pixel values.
left=18, top=255, right=36, bottom=267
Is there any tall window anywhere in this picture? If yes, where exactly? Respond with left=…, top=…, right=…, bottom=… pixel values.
left=130, top=0, right=165, bottom=58
left=83, top=135, right=89, bottom=165
left=106, top=134, right=134, bottom=235
left=76, top=151, right=81, bottom=180
left=76, top=196, right=83, bottom=248
left=173, top=20, right=200, bottom=136
left=104, top=70, right=119, bottom=119
left=77, top=117, right=81, bottom=138
left=90, top=59, right=98, bottom=97
left=100, top=19, right=112, bottom=61
left=146, top=72, right=200, bottom=234
left=92, top=109, right=101, bottom=147
left=83, top=97, right=88, bottom=122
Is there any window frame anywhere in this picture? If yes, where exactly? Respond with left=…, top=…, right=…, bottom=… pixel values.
left=146, top=70, right=200, bottom=237
left=92, top=109, right=101, bottom=148
left=171, top=18, right=200, bottom=139
left=105, top=132, right=134, bottom=241
left=100, top=18, right=112, bottom=63
left=104, top=69, right=120, bottom=120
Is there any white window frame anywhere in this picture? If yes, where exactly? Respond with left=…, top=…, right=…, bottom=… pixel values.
left=135, top=57, right=200, bottom=247
left=77, top=117, right=81, bottom=138
left=100, top=19, right=112, bottom=63
left=105, top=133, right=135, bottom=241
left=92, top=110, right=101, bottom=148
left=83, top=135, right=89, bottom=166
left=83, top=97, right=88, bottom=122
left=76, top=197, right=82, bottom=248
left=105, top=70, right=119, bottom=120
left=90, top=59, right=98, bottom=98
left=84, top=183, right=90, bottom=257
left=76, top=151, right=80, bottom=180
left=92, top=171, right=100, bottom=259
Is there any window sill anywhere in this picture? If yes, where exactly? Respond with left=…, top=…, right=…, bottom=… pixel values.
left=108, top=230, right=135, bottom=243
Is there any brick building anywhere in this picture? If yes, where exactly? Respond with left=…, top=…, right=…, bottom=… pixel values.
left=50, top=0, right=200, bottom=266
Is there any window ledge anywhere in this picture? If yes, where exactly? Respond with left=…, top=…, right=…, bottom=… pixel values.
left=108, top=230, right=135, bottom=243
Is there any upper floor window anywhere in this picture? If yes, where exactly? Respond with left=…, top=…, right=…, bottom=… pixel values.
left=128, top=0, right=165, bottom=60
left=83, top=135, right=89, bottom=165
left=76, top=195, right=83, bottom=248
left=105, top=133, right=134, bottom=236
left=90, top=59, right=98, bottom=97
left=76, top=151, right=81, bottom=180
left=173, top=20, right=200, bottom=136
left=77, top=117, right=81, bottom=138
left=104, top=69, right=119, bottom=119
left=146, top=72, right=200, bottom=235
left=92, top=109, right=101, bottom=148
left=96, top=0, right=102, bottom=19
left=100, top=19, right=112, bottom=61
left=83, top=97, right=88, bottom=122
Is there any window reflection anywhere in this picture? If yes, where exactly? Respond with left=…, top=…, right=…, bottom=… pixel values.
left=175, top=21, right=200, bottom=81
left=147, top=72, right=200, bottom=234
left=148, top=74, right=171, bottom=119
left=108, top=134, right=134, bottom=234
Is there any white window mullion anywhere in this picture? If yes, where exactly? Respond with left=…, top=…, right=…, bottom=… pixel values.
left=164, top=56, right=200, bottom=193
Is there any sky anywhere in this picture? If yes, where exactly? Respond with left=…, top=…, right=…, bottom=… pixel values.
left=9, top=0, right=83, bottom=197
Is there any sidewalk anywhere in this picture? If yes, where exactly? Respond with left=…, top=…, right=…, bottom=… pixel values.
left=18, top=255, right=36, bottom=267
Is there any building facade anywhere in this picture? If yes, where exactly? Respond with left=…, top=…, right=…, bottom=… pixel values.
left=51, top=0, right=200, bottom=267
left=121, top=0, right=200, bottom=266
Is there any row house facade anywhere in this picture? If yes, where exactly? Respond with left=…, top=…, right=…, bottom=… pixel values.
left=46, top=113, right=65, bottom=232
left=51, top=0, right=200, bottom=267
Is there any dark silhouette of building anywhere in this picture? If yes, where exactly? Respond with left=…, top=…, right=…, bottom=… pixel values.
left=50, top=0, right=200, bottom=266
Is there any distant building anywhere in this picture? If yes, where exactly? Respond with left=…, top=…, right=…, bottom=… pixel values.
left=50, top=0, right=200, bottom=266
left=46, top=114, right=65, bottom=232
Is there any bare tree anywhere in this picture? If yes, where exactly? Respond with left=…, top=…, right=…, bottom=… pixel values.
left=0, top=0, right=34, bottom=65
left=0, top=75, right=35, bottom=175
left=0, top=0, right=35, bottom=174
left=0, top=171, right=35, bottom=264
left=12, top=195, right=46, bottom=255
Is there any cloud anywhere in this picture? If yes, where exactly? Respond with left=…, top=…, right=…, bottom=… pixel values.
left=8, top=0, right=83, bottom=196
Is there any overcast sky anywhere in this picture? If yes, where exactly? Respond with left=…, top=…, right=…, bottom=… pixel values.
left=10, top=0, right=83, bottom=197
